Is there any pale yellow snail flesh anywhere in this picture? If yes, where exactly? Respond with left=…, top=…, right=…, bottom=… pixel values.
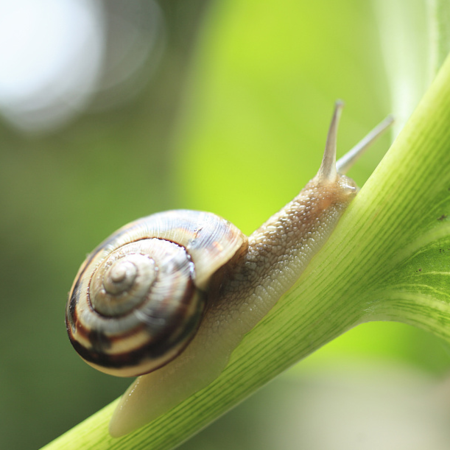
left=66, top=102, right=393, bottom=436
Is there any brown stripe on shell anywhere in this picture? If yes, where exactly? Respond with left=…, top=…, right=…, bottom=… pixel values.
left=66, top=237, right=207, bottom=376
left=80, top=210, right=248, bottom=290
left=73, top=240, right=191, bottom=329
left=69, top=291, right=205, bottom=376
left=68, top=274, right=197, bottom=356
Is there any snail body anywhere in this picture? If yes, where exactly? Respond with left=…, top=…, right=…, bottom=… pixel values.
left=66, top=102, right=393, bottom=436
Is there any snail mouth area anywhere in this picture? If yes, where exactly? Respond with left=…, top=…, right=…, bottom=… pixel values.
left=337, top=174, right=358, bottom=198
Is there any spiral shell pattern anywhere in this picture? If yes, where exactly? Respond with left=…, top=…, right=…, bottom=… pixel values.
left=66, top=210, right=247, bottom=377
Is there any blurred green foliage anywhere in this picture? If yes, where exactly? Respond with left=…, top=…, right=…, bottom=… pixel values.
left=0, top=0, right=449, bottom=449
left=175, top=0, right=390, bottom=230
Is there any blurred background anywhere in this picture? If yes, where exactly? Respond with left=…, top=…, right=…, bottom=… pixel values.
left=0, top=0, right=449, bottom=449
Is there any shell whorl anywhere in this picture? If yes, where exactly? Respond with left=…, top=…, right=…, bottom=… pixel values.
left=66, top=210, right=247, bottom=377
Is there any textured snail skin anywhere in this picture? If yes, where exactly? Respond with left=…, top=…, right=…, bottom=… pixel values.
left=109, top=173, right=357, bottom=437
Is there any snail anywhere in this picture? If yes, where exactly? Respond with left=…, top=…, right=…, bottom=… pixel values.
left=66, top=102, right=393, bottom=437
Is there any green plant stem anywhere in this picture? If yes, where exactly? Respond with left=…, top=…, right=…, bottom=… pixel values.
left=42, top=55, right=450, bottom=450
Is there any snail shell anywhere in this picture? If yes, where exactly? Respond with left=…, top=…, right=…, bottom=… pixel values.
left=66, top=210, right=247, bottom=377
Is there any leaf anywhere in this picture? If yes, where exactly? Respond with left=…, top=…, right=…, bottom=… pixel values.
left=373, top=0, right=430, bottom=133
left=374, top=0, right=450, bottom=132
left=429, top=0, right=450, bottom=76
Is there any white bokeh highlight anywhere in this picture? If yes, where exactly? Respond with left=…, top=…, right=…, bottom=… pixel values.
left=0, top=0, right=104, bottom=132
left=0, top=0, right=164, bottom=133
